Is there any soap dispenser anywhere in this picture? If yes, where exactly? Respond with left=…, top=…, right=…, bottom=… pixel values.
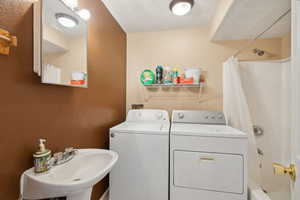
left=33, top=139, right=52, bottom=173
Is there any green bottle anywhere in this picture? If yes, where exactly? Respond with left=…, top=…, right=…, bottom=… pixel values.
left=156, top=65, right=163, bottom=84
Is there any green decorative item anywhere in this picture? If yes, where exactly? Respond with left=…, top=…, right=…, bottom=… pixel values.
left=140, top=69, right=155, bottom=85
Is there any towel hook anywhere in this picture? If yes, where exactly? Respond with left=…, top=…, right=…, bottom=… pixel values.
left=0, top=28, right=18, bottom=55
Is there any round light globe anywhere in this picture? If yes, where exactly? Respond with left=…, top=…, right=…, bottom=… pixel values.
left=170, top=0, right=194, bottom=16
left=56, top=14, right=78, bottom=28
left=77, top=9, right=91, bottom=21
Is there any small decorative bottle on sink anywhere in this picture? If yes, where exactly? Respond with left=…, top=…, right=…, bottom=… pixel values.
left=33, top=139, right=52, bottom=173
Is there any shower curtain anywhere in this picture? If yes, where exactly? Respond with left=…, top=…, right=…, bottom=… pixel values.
left=223, top=56, right=261, bottom=188
left=238, top=59, right=291, bottom=198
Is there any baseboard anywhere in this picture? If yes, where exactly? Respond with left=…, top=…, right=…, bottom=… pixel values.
left=99, top=189, right=109, bottom=200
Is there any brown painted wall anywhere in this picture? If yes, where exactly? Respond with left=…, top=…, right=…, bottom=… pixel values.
left=0, top=0, right=126, bottom=199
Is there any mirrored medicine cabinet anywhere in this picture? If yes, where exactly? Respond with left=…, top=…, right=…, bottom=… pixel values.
left=33, top=0, right=88, bottom=88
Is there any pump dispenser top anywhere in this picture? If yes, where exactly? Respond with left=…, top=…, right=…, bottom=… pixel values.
left=38, top=139, right=47, bottom=153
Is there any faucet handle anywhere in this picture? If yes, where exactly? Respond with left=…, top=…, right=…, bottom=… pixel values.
left=65, top=147, right=79, bottom=156
left=65, top=147, right=74, bottom=153
left=53, top=152, right=63, bottom=160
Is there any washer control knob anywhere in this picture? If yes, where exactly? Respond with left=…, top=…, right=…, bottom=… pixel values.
left=178, top=113, right=184, bottom=119
left=218, top=115, right=224, bottom=119
left=205, top=116, right=209, bottom=119
left=211, top=116, right=216, bottom=119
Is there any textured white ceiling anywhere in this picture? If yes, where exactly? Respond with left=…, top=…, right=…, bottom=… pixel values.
left=101, top=0, right=220, bottom=33
left=212, top=0, right=291, bottom=40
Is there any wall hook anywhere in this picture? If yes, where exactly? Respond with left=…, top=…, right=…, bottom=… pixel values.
left=0, top=28, right=18, bottom=55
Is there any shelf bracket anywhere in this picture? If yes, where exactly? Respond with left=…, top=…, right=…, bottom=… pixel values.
left=0, top=28, right=18, bottom=55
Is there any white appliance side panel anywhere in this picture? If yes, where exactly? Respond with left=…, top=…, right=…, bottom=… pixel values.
left=109, top=132, right=169, bottom=200
left=173, top=151, right=244, bottom=194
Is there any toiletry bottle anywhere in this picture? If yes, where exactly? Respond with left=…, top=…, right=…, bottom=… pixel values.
left=156, top=65, right=163, bottom=84
left=172, top=68, right=179, bottom=84
left=178, top=73, right=184, bottom=84
left=33, top=139, right=52, bottom=173
left=164, top=66, right=172, bottom=84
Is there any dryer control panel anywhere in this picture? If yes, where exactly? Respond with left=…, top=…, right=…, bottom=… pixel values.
left=172, top=110, right=226, bottom=125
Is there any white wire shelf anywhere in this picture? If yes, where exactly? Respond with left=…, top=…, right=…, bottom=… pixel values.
left=143, top=83, right=204, bottom=88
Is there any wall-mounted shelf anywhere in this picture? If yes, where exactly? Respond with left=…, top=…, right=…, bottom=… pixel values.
left=142, top=82, right=206, bottom=102
left=144, top=83, right=204, bottom=88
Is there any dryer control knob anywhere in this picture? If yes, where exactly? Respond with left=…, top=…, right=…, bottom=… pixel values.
left=178, top=113, right=184, bottom=119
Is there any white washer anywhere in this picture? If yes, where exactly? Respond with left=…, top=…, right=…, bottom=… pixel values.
left=110, top=109, right=170, bottom=200
left=170, top=110, right=248, bottom=200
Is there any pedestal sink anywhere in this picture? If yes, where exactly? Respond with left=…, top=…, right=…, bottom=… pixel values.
left=20, top=149, right=118, bottom=200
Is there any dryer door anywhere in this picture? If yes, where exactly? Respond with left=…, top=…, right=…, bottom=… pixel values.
left=173, top=150, right=244, bottom=194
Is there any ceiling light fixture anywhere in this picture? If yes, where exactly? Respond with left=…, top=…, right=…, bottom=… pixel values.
left=55, top=13, right=79, bottom=28
left=169, top=0, right=194, bottom=16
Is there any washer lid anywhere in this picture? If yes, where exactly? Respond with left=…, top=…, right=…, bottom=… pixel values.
left=171, top=124, right=247, bottom=138
left=110, top=122, right=170, bottom=135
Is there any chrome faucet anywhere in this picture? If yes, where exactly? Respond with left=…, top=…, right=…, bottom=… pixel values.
left=49, top=147, right=78, bottom=167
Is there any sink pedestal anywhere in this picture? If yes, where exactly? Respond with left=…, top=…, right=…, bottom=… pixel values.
left=66, top=187, right=93, bottom=200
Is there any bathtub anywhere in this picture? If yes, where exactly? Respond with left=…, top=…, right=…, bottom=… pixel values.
left=248, top=181, right=271, bottom=200
left=248, top=187, right=271, bottom=200
left=248, top=183, right=290, bottom=200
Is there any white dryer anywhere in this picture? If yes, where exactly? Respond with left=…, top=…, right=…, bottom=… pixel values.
left=170, top=110, right=248, bottom=200
left=109, top=109, right=170, bottom=200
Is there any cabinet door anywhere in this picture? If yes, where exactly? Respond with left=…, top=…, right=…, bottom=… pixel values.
left=291, top=0, right=300, bottom=199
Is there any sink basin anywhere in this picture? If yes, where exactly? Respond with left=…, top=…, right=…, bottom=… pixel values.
left=21, top=149, right=118, bottom=200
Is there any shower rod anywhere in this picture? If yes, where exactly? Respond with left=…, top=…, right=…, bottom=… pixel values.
left=233, top=8, right=291, bottom=57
